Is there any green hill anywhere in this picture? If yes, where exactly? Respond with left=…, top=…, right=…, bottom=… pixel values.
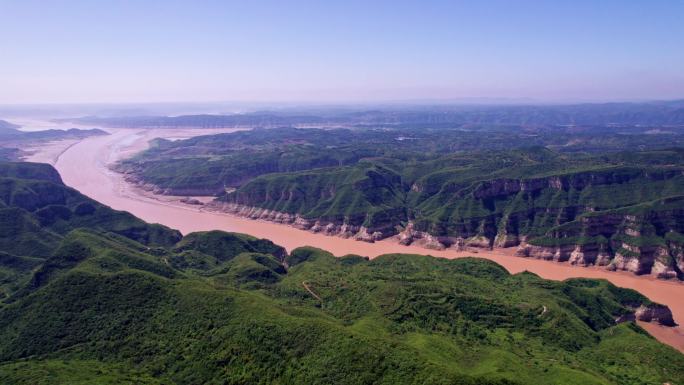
left=117, top=128, right=684, bottom=279
left=0, top=162, right=181, bottom=298
left=0, top=161, right=683, bottom=384
left=217, top=148, right=684, bottom=279
left=117, top=126, right=684, bottom=195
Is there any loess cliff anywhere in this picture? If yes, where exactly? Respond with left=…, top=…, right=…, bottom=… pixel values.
left=215, top=155, right=684, bottom=280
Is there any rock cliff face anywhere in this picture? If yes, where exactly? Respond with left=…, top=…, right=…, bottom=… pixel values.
left=468, top=169, right=681, bottom=200
left=634, top=304, right=677, bottom=326
left=208, top=166, right=684, bottom=280
left=396, top=222, right=495, bottom=251
left=614, top=303, right=677, bottom=327
left=213, top=162, right=408, bottom=241
left=209, top=198, right=682, bottom=281
left=208, top=202, right=390, bottom=242
left=517, top=242, right=683, bottom=280
left=515, top=198, right=684, bottom=280
left=407, top=169, right=684, bottom=280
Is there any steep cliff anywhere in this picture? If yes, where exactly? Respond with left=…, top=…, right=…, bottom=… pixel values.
left=216, top=161, right=408, bottom=241
left=518, top=196, right=684, bottom=279
left=215, top=151, right=684, bottom=279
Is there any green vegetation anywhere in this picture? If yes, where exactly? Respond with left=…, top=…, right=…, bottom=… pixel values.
left=0, top=162, right=180, bottom=298
left=222, top=147, right=684, bottom=276
left=120, top=126, right=684, bottom=278
left=118, top=126, right=684, bottom=195
left=0, top=161, right=683, bottom=384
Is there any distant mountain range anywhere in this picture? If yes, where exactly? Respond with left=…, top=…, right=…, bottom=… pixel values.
left=0, top=119, right=107, bottom=161
left=60, top=100, right=684, bottom=128
left=0, top=119, right=21, bottom=131
left=0, top=122, right=106, bottom=141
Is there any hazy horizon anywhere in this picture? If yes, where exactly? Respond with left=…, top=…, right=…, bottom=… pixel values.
left=2, top=0, right=683, bottom=104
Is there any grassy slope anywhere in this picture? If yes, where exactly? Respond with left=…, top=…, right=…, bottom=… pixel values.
left=0, top=162, right=181, bottom=299
left=1, top=240, right=683, bottom=384
left=1, top=162, right=684, bottom=384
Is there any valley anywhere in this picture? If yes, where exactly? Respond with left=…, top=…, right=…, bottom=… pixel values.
left=0, top=160, right=683, bottom=384
left=23, top=126, right=684, bottom=354
left=5, top=2, right=684, bottom=383
left=114, top=123, right=684, bottom=282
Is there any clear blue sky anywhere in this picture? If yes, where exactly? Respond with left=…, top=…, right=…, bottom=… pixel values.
left=1, top=0, right=683, bottom=104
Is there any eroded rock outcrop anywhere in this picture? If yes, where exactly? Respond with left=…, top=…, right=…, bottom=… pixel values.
left=207, top=202, right=393, bottom=243
left=614, top=304, right=677, bottom=327
left=516, top=204, right=684, bottom=280
left=397, top=222, right=454, bottom=250
left=208, top=193, right=684, bottom=281
left=634, top=304, right=677, bottom=326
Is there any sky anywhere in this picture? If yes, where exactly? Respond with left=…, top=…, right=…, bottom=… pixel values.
left=1, top=0, right=683, bottom=104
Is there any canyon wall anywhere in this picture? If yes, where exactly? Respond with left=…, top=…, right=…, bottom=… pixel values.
left=213, top=167, right=684, bottom=280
